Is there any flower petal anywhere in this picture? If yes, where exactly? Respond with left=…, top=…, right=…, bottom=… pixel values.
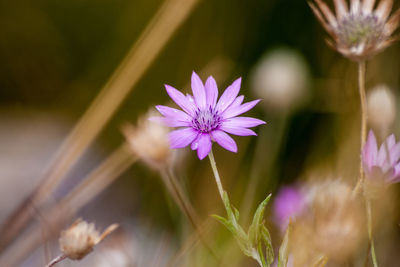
left=389, top=163, right=400, bottom=183
left=333, top=0, right=348, bottom=20
left=156, top=105, right=192, bottom=121
left=191, top=71, right=207, bottom=109
left=157, top=117, right=191, bottom=127
left=375, top=0, right=393, bottom=21
left=222, top=99, right=261, bottom=119
left=196, top=133, right=212, bottom=160
left=389, top=142, right=400, bottom=164
left=219, top=125, right=257, bottom=136
left=224, top=95, right=244, bottom=112
left=165, top=85, right=196, bottom=116
left=386, top=134, right=396, bottom=149
left=362, top=0, right=376, bottom=13
left=211, top=130, right=237, bottom=153
left=309, top=2, right=336, bottom=36
left=216, top=77, right=242, bottom=113
left=362, top=130, right=378, bottom=171
left=169, top=128, right=198, bottom=148
left=377, top=144, right=389, bottom=170
left=205, top=76, right=218, bottom=108
left=191, top=137, right=199, bottom=150
left=350, top=0, right=361, bottom=14
left=384, top=8, right=400, bottom=36
left=315, top=0, right=338, bottom=27
left=222, top=117, right=266, bottom=128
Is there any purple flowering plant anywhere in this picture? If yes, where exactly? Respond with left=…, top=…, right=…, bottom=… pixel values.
left=362, top=130, right=400, bottom=184
left=155, top=71, right=265, bottom=160
left=155, top=72, right=273, bottom=266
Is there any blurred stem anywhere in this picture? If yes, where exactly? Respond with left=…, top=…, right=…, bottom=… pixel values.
left=367, top=200, right=378, bottom=267
left=45, top=254, right=66, bottom=267
left=208, top=150, right=225, bottom=201
left=162, top=169, right=213, bottom=249
left=160, top=168, right=220, bottom=262
left=240, top=115, right=288, bottom=223
left=354, top=61, right=367, bottom=194
left=0, top=143, right=136, bottom=266
left=313, top=255, right=328, bottom=267
left=160, top=168, right=197, bottom=226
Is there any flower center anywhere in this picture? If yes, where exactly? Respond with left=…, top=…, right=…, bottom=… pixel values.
left=192, top=107, right=221, bottom=133
left=337, top=14, right=384, bottom=47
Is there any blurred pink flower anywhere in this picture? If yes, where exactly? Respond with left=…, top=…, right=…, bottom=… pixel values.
left=273, top=186, right=305, bottom=230
left=155, top=71, right=265, bottom=160
left=362, top=130, right=400, bottom=184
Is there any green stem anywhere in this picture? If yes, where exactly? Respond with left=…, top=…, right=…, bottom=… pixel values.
left=208, top=150, right=266, bottom=267
left=208, top=150, right=225, bottom=202
left=367, top=200, right=378, bottom=267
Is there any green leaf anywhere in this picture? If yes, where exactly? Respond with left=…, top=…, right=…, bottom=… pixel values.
left=212, top=214, right=251, bottom=254
left=262, top=226, right=274, bottom=265
left=278, top=223, right=290, bottom=267
left=232, top=204, right=240, bottom=222
left=212, top=214, right=236, bottom=234
left=222, top=192, right=235, bottom=222
left=248, top=194, right=271, bottom=245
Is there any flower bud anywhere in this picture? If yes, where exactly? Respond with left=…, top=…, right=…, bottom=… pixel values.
left=250, top=48, right=310, bottom=113
left=59, top=219, right=118, bottom=260
left=367, top=85, right=396, bottom=132
left=122, top=109, right=172, bottom=170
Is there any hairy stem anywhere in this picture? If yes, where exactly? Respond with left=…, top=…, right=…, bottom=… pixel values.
left=354, top=61, right=367, bottom=194
left=45, top=254, right=66, bottom=267
left=208, top=150, right=225, bottom=201
left=367, top=200, right=378, bottom=267
left=208, top=150, right=266, bottom=267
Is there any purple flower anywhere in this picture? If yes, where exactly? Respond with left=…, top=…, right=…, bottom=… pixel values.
left=273, top=186, right=305, bottom=231
left=362, top=130, right=400, bottom=184
left=155, top=72, right=265, bottom=160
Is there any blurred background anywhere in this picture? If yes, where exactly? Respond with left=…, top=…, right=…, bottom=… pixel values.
left=1, top=0, right=400, bottom=266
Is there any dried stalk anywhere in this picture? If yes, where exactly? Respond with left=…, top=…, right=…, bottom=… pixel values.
left=0, top=0, right=200, bottom=252
left=0, top=143, right=136, bottom=266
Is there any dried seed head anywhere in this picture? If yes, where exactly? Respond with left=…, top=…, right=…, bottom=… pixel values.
left=367, top=84, right=396, bottom=132
left=310, top=0, right=400, bottom=61
left=291, top=180, right=365, bottom=264
left=122, top=109, right=172, bottom=170
left=251, top=48, right=310, bottom=113
left=337, top=14, right=384, bottom=50
left=310, top=180, right=364, bottom=260
left=59, top=219, right=118, bottom=260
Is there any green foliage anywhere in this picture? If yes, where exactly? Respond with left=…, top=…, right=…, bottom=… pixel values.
left=278, top=223, right=290, bottom=267
left=213, top=193, right=274, bottom=267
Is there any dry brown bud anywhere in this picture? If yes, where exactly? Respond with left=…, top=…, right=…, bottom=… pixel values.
left=367, top=85, right=396, bottom=132
left=250, top=48, right=310, bottom=113
left=59, top=219, right=118, bottom=260
left=122, top=109, right=173, bottom=170
left=291, top=180, right=365, bottom=265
